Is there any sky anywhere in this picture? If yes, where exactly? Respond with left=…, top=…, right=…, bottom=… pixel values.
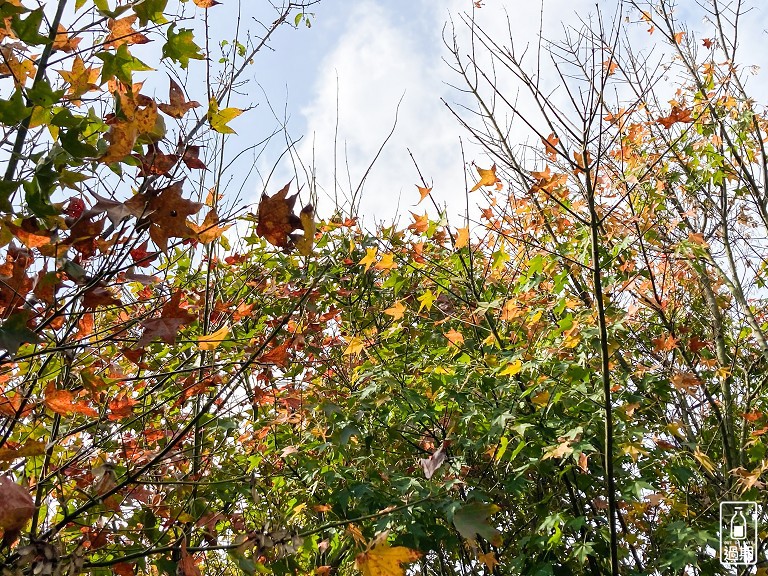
left=237, top=0, right=767, bottom=229
left=122, top=0, right=768, bottom=230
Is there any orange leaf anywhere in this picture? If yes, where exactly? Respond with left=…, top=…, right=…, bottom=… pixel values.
left=52, top=24, right=81, bottom=53
left=105, top=15, right=150, bottom=48
left=542, top=133, right=559, bottom=161
left=454, top=227, right=469, bottom=249
left=673, top=31, right=685, bottom=44
left=44, top=383, right=98, bottom=417
left=407, top=212, right=429, bottom=234
left=416, top=185, right=432, bottom=204
left=444, top=328, right=464, bottom=346
left=384, top=301, right=406, bottom=321
left=193, top=0, right=221, bottom=6
left=191, top=208, right=231, bottom=244
left=470, top=163, right=501, bottom=192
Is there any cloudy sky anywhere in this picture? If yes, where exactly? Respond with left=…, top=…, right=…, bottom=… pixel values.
left=222, top=0, right=768, bottom=227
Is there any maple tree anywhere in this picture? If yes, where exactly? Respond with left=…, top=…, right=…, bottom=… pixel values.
left=0, top=0, right=767, bottom=575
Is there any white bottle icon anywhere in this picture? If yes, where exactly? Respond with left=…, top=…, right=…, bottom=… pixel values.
left=731, top=507, right=747, bottom=540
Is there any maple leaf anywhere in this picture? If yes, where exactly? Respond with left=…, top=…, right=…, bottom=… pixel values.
left=134, top=144, right=178, bottom=176
left=0, top=45, right=35, bottom=87
left=417, top=289, right=435, bottom=312
left=126, top=181, right=203, bottom=251
left=470, top=163, right=501, bottom=192
left=108, top=395, right=137, bottom=420
left=453, top=502, right=502, bottom=546
left=344, top=336, right=365, bottom=356
left=207, top=98, right=242, bottom=134
left=454, top=227, right=469, bottom=249
left=191, top=208, right=230, bottom=244
left=703, top=38, right=714, bottom=49
left=355, top=533, right=421, bottom=576
left=290, top=204, right=316, bottom=257
left=384, top=301, right=406, bottom=321
left=419, top=444, right=447, bottom=479
left=260, top=340, right=291, bottom=367
left=52, top=24, right=81, bottom=53
left=603, top=58, right=618, bottom=76
left=416, top=185, right=432, bottom=204
left=408, top=212, right=429, bottom=234
left=374, top=252, right=396, bottom=270
left=105, top=15, right=150, bottom=49
left=673, top=31, right=685, bottom=44
left=136, top=291, right=196, bottom=347
left=181, top=145, right=206, bottom=170
left=101, top=87, right=164, bottom=164
left=90, top=191, right=135, bottom=227
left=444, top=328, right=464, bottom=346
left=197, top=324, right=230, bottom=350
left=158, top=78, right=200, bottom=118
left=652, top=334, right=677, bottom=352
left=0, top=476, right=34, bottom=546
left=542, top=132, right=559, bottom=161
left=256, top=182, right=302, bottom=249
left=478, top=552, right=498, bottom=571
left=193, top=0, right=221, bottom=7
left=0, top=311, right=41, bottom=356
left=656, top=105, right=694, bottom=129
left=44, top=383, right=98, bottom=417
left=358, top=247, right=378, bottom=272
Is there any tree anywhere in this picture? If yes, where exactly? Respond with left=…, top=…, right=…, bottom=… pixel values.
left=1, top=0, right=767, bottom=575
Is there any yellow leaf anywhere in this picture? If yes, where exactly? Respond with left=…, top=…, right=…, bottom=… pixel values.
left=207, top=98, right=243, bottom=134
left=384, top=301, right=406, bottom=321
left=295, top=205, right=316, bottom=257
left=693, top=447, right=716, bottom=474
left=531, top=390, right=550, bottom=408
left=344, top=336, right=365, bottom=356
left=470, top=163, right=501, bottom=192
left=417, top=289, right=435, bottom=312
left=355, top=534, right=421, bottom=576
left=374, top=253, right=396, bottom=270
left=444, top=328, right=464, bottom=346
left=197, top=324, right=230, bottom=350
left=359, top=247, right=378, bottom=272
left=455, top=227, right=469, bottom=249
left=498, top=359, right=522, bottom=376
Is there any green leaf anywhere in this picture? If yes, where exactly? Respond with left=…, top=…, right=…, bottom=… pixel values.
left=11, top=8, right=47, bottom=45
left=97, top=44, right=153, bottom=85
left=0, top=312, right=42, bottom=357
left=207, top=98, right=242, bottom=134
left=134, top=0, right=168, bottom=26
left=0, top=90, right=31, bottom=125
left=24, top=159, right=59, bottom=217
left=452, top=502, right=502, bottom=546
left=60, top=128, right=98, bottom=159
left=162, top=24, right=204, bottom=69
left=294, top=12, right=303, bottom=26
left=0, top=180, right=20, bottom=212
left=27, top=79, right=65, bottom=107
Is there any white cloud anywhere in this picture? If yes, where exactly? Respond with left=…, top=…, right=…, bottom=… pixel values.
left=299, top=0, right=768, bottom=228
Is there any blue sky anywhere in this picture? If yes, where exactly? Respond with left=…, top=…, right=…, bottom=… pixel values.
left=152, top=0, right=768, bottom=227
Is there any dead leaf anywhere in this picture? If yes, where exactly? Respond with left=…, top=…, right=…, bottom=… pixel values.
left=126, top=181, right=203, bottom=251
left=416, top=185, right=432, bottom=204
left=136, top=291, right=196, bottom=347
left=419, top=444, right=446, bottom=479
left=0, top=476, right=33, bottom=545
left=105, top=15, right=150, bottom=48
left=256, top=182, right=302, bottom=249
left=158, top=78, right=200, bottom=118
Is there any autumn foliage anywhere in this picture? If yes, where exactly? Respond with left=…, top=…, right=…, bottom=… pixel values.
left=0, top=0, right=765, bottom=575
